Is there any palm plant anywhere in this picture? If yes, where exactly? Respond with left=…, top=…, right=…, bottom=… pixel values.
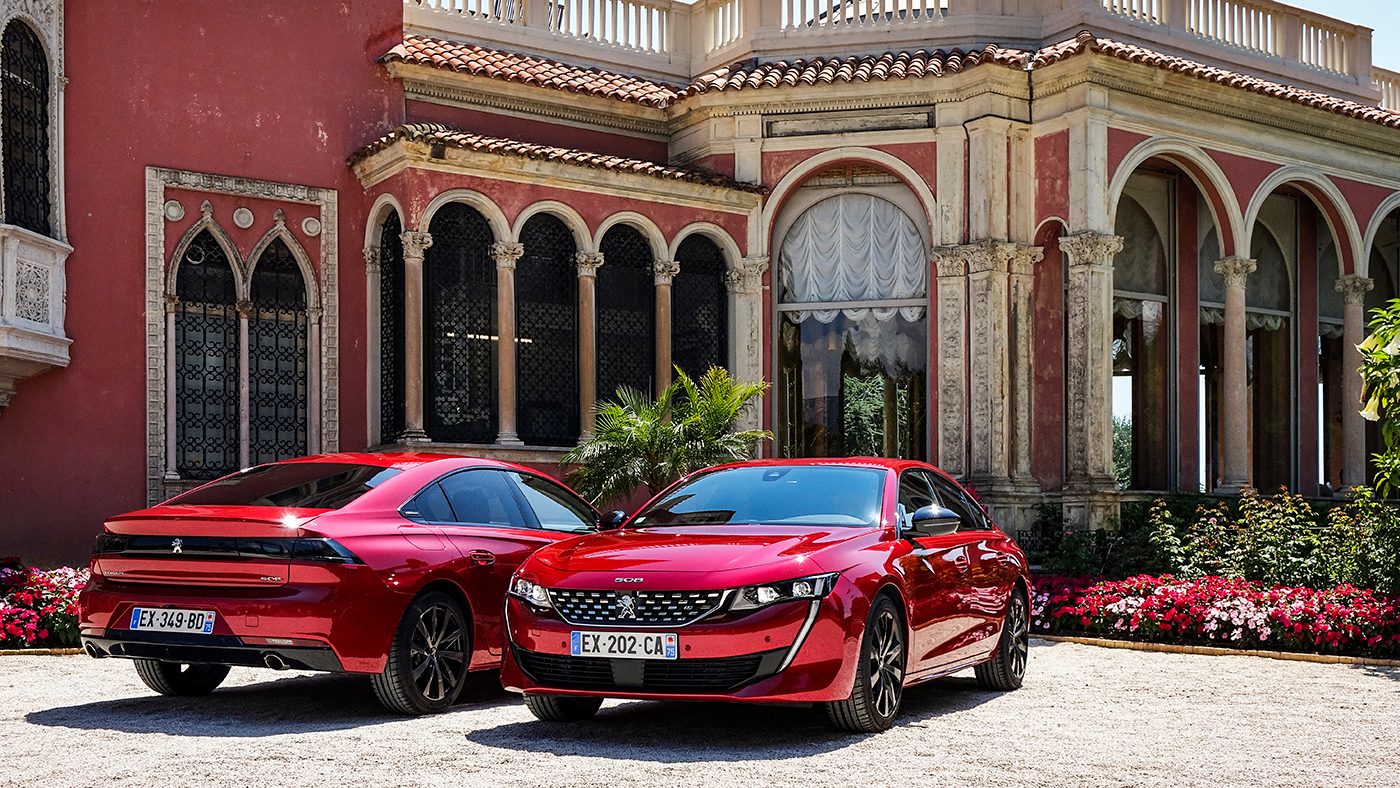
left=563, top=366, right=771, bottom=504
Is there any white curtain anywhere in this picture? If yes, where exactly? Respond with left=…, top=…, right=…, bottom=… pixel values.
left=779, top=193, right=926, bottom=323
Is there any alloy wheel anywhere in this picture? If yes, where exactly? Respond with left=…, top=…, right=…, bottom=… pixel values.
left=867, top=607, right=905, bottom=718
left=1007, top=592, right=1030, bottom=679
left=409, top=603, right=467, bottom=702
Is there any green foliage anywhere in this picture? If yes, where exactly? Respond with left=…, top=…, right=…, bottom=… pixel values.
left=1359, top=298, right=1400, bottom=493
left=1111, top=415, right=1132, bottom=489
left=1320, top=487, right=1400, bottom=595
left=563, top=367, right=771, bottom=504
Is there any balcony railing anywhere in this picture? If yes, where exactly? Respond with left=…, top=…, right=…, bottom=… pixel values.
left=403, top=0, right=1389, bottom=105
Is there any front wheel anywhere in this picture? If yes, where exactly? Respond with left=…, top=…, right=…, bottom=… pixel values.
left=826, top=595, right=905, bottom=733
left=975, top=587, right=1030, bottom=691
left=133, top=659, right=230, bottom=696
left=371, top=591, right=471, bottom=715
left=523, top=693, right=604, bottom=721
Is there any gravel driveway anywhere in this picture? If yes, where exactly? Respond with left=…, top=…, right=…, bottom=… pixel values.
left=4, top=641, right=1397, bottom=787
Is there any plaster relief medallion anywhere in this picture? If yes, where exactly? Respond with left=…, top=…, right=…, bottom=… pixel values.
left=301, top=216, right=322, bottom=237
left=233, top=207, right=255, bottom=229
left=162, top=200, right=185, bottom=222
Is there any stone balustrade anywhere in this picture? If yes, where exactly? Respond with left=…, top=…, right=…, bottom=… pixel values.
left=0, top=224, right=71, bottom=410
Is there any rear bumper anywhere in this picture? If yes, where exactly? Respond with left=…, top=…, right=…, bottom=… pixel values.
left=81, top=630, right=344, bottom=672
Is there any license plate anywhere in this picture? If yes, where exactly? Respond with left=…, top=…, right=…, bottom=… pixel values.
left=571, top=631, right=677, bottom=660
left=128, top=607, right=216, bottom=634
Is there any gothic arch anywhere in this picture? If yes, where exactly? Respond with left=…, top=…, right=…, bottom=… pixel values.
left=1107, top=136, right=1244, bottom=258
left=167, top=206, right=243, bottom=295
left=247, top=218, right=319, bottom=308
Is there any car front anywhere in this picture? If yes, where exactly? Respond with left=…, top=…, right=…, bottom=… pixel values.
left=500, top=461, right=894, bottom=705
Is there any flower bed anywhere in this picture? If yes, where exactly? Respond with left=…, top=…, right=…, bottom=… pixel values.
left=0, top=557, right=88, bottom=649
left=1032, top=574, right=1400, bottom=657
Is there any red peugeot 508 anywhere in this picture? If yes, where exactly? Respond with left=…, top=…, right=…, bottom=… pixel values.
left=502, top=458, right=1033, bottom=732
left=79, top=453, right=607, bottom=715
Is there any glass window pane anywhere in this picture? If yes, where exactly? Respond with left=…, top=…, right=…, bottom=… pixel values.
left=406, top=482, right=454, bottom=522
left=929, top=474, right=986, bottom=531
left=171, top=462, right=401, bottom=509
left=437, top=470, right=525, bottom=528
left=508, top=472, right=593, bottom=533
left=633, top=465, right=887, bottom=528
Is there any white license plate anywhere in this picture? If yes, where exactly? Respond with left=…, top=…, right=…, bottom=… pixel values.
left=128, top=607, right=216, bottom=634
left=571, top=631, right=677, bottom=660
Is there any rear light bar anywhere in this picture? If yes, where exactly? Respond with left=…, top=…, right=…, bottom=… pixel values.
left=90, top=534, right=362, bottom=564
left=290, top=537, right=363, bottom=564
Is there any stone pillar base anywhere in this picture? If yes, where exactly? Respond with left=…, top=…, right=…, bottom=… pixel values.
left=494, top=433, right=524, bottom=447
left=1061, top=481, right=1119, bottom=530
left=398, top=429, right=430, bottom=444
left=975, top=479, right=1046, bottom=533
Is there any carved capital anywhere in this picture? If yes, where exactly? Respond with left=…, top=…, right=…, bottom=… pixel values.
left=967, top=240, right=1018, bottom=275
left=163, top=293, right=180, bottom=313
left=1213, top=256, right=1258, bottom=289
left=652, top=260, right=682, bottom=285
left=575, top=251, right=604, bottom=277
left=1336, top=274, right=1374, bottom=305
left=931, top=246, right=970, bottom=278
left=235, top=300, right=253, bottom=319
left=400, top=231, right=433, bottom=259
left=363, top=246, right=380, bottom=275
left=725, top=256, right=769, bottom=294
left=1008, top=245, right=1045, bottom=277
left=491, top=242, right=525, bottom=270
left=1059, top=231, right=1124, bottom=269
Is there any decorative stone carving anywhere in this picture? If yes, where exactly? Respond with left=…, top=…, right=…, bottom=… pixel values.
left=652, top=259, right=681, bottom=285
left=491, top=241, right=524, bottom=269
left=14, top=261, right=49, bottom=323
left=1336, top=274, right=1374, bottom=305
left=575, top=250, right=604, bottom=276
left=301, top=216, right=322, bottom=237
left=162, top=200, right=184, bottom=222
left=1059, top=231, right=1124, bottom=270
left=931, top=245, right=972, bottom=476
left=724, top=256, right=768, bottom=294
left=362, top=246, right=380, bottom=276
left=401, top=231, right=433, bottom=259
left=232, top=207, right=254, bottom=229
left=1214, top=256, right=1257, bottom=289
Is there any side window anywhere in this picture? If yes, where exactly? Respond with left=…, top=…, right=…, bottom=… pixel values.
left=929, top=474, right=989, bottom=531
left=897, top=471, right=938, bottom=522
left=508, top=473, right=595, bottom=534
left=403, top=482, right=454, bottom=523
left=436, top=470, right=527, bottom=528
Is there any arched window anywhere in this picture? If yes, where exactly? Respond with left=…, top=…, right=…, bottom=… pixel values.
left=249, top=238, right=309, bottom=465
left=1, top=20, right=49, bottom=235
left=426, top=203, right=497, bottom=443
left=1246, top=219, right=1294, bottom=491
left=672, top=234, right=728, bottom=379
left=378, top=212, right=405, bottom=442
left=174, top=231, right=239, bottom=480
left=777, top=193, right=927, bottom=459
left=516, top=214, right=578, bottom=446
left=597, top=224, right=655, bottom=399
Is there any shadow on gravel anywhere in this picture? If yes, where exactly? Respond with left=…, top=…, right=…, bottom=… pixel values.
left=1349, top=663, right=1400, bottom=683
left=25, top=670, right=513, bottom=736
left=464, top=674, right=1001, bottom=762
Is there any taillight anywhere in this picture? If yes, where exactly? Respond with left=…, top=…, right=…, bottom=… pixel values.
left=291, top=537, right=363, bottom=564
left=92, top=533, right=127, bottom=555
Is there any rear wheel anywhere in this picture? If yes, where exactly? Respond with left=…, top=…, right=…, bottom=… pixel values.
left=826, top=595, right=905, bottom=733
left=133, top=659, right=230, bottom=696
left=371, top=591, right=471, bottom=715
left=523, top=693, right=604, bottom=722
left=975, top=587, right=1029, bottom=691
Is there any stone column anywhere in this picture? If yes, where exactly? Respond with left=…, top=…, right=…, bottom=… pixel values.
left=492, top=242, right=525, bottom=446
left=725, top=256, right=768, bottom=436
left=576, top=251, right=604, bottom=438
left=1214, top=255, right=1257, bottom=493
left=1008, top=245, right=1044, bottom=484
left=236, top=299, right=252, bottom=467
left=1059, top=231, right=1123, bottom=528
left=653, top=259, right=680, bottom=392
left=363, top=246, right=383, bottom=445
left=967, top=240, right=1014, bottom=486
left=1337, top=274, right=1374, bottom=489
left=164, top=295, right=179, bottom=479
left=932, top=246, right=970, bottom=477
left=399, top=231, right=432, bottom=443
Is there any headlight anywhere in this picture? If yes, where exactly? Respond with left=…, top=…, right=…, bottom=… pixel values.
left=509, top=575, right=553, bottom=610
left=730, top=573, right=838, bottom=611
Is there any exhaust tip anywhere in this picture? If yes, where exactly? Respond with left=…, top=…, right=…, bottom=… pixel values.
left=262, top=653, right=289, bottom=671
left=83, top=642, right=105, bottom=659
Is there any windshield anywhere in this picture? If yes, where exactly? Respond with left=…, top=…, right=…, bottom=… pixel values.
left=168, top=462, right=402, bottom=509
left=632, top=465, right=887, bottom=528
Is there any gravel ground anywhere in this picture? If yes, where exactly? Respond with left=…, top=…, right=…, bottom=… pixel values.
left=4, top=641, right=1397, bottom=787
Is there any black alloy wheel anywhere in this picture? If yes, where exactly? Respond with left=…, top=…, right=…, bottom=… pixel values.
left=372, top=591, right=471, bottom=715
left=826, top=595, right=906, bottom=732
left=975, top=587, right=1030, bottom=691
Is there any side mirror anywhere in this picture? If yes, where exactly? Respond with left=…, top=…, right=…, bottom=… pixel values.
left=597, top=510, right=627, bottom=531
left=910, top=505, right=960, bottom=537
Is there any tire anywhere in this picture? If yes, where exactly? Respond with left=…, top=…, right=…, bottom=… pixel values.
left=975, top=587, right=1030, bottom=691
left=133, top=659, right=230, bottom=696
left=371, top=590, right=471, bottom=715
left=523, top=693, right=604, bottom=722
left=826, top=594, right=905, bottom=733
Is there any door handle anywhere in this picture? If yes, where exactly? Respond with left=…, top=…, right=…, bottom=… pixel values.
left=953, top=553, right=970, bottom=571
left=467, top=549, right=496, bottom=566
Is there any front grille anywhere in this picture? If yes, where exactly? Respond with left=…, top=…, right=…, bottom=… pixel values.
left=548, top=589, right=726, bottom=627
left=517, top=649, right=775, bottom=693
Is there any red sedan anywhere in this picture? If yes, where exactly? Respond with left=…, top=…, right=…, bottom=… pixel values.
left=78, top=453, right=607, bottom=715
left=501, top=458, right=1033, bottom=732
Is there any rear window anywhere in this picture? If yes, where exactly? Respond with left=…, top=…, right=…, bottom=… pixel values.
left=632, top=465, right=887, bottom=528
left=167, top=463, right=402, bottom=509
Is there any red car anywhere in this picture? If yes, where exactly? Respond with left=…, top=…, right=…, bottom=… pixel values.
left=78, top=453, right=608, bottom=715
left=501, top=458, right=1033, bottom=732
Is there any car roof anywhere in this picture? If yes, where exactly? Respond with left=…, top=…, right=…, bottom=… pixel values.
left=265, top=452, right=522, bottom=472
left=701, top=456, right=939, bottom=474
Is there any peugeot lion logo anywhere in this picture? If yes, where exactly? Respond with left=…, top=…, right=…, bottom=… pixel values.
left=616, top=593, right=637, bottom=620
left=171, top=538, right=183, bottom=555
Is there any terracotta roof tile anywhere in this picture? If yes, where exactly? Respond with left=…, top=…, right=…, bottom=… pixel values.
left=383, top=34, right=680, bottom=107
left=349, top=123, right=766, bottom=192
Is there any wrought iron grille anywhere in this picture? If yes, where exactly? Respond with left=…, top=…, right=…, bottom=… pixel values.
left=516, top=214, right=579, bottom=446
left=174, top=232, right=239, bottom=480
left=597, top=225, right=654, bottom=399
left=426, top=203, right=497, bottom=443
left=249, top=239, right=309, bottom=465
left=2, top=21, right=50, bottom=236
left=378, top=213, right=405, bottom=442
left=672, top=235, right=728, bottom=379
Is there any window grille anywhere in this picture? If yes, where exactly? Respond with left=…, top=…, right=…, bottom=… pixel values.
left=1, top=21, right=50, bottom=236
left=174, top=232, right=239, bottom=480
left=249, top=239, right=309, bottom=465
left=597, top=225, right=655, bottom=399
left=378, top=213, right=406, bottom=441
left=425, top=204, right=497, bottom=443
left=672, top=235, right=728, bottom=379
left=517, top=214, right=579, bottom=446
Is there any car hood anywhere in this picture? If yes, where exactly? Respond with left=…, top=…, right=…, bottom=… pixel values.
left=531, top=524, right=875, bottom=581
